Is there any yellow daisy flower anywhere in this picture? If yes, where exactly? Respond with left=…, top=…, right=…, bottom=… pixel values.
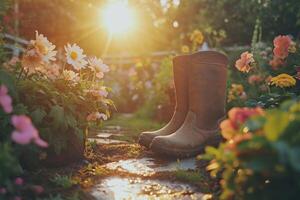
left=270, top=73, right=296, bottom=88
left=190, top=29, right=204, bottom=45
left=181, top=45, right=190, bottom=53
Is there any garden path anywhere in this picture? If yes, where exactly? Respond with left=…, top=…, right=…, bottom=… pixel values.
left=86, top=122, right=213, bottom=200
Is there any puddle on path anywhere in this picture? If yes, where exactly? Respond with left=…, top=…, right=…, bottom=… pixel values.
left=88, top=138, right=128, bottom=145
left=104, top=157, right=197, bottom=176
left=89, top=129, right=126, bottom=137
left=90, top=177, right=207, bottom=200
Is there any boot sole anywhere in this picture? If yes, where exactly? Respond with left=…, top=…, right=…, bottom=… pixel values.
left=138, top=134, right=154, bottom=148
left=150, top=135, right=222, bottom=158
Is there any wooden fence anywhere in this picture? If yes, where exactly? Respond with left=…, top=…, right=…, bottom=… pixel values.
left=1, top=33, right=249, bottom=65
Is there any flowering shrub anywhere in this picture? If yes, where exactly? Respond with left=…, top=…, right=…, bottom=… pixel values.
left=0, top=84, right=48, bottom=199
left=106, top=57, right=174, bottom=121
left=228, top=34, right=300, bottom=109
left=202, top=33, right=300, bottom=199
left=1, top=31, right=113, bottom=164
left=203, top=100, right=300, bottom=199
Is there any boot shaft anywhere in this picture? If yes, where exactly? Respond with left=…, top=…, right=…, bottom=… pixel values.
left=189, top=51, right=228, bottom=130
left=172, top=55, right=190, bottom=113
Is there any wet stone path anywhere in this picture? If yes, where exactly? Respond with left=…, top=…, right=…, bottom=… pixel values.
left=87, top=125, right=210, bottom=200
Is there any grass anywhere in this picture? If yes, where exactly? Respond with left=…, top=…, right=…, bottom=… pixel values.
left=50, top=174, right=75, bottom=189
left=174, top=170, right=204, bottom=183
left=103, top=113, right=164, bottom=143
left=172, top=169, right=216, bottom=194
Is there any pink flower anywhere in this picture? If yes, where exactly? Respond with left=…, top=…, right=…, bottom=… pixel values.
left=220, top=107, right=264, bottom=140
left=235, top=51, right=255, bottom=73
left=0, top=187, right=6, bottom=194
left=296, top=67, right=300, bottom=80
left=228, top=107, right=264, bottom=126
left=15, top=177, right=24, bottom=185
left=87, top=87, right=108, bottom=99
left=273, top=35, right=292, bottom=59
left=0, top=85, right=13, bottom=113
left=11, top=115, right=48, bottom=148
left=32, top=185, right=44, bottom=194
left=248, top=75, right=263, bottom=85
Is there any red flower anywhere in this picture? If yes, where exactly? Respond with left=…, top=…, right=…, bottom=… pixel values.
left=273, top=35, right=292, bottom=59
left=220, top=107, right=264, bottom=140
left=269, top=56, right=285, bottom=70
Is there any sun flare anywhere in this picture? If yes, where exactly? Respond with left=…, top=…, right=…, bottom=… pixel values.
left=101, top=2, right=136, bottom=35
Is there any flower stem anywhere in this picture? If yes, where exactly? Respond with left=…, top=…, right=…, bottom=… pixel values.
left=16, top=67, right=24, bottom=83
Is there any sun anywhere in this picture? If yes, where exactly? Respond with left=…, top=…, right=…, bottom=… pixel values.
left=101, top=2, right=136, bottom=35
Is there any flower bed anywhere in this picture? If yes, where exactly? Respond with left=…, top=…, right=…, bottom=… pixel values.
left=0, top=31, right=113, bottom=198
left=202, top=34, right=300, bottom=199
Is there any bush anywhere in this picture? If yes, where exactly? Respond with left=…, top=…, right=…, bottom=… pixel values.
left=203, top=100, right=300, bottom=199
left=106, top=56, right=174, bottom=122
left=0, top=30, right=113, bottom=198
left=175, top=0, right=300, bottom=46
left=202, top=33, right=300, bottom=199
left=1, top=33, right=114, bottom=164
left=227, top=33, right=300, bottom=109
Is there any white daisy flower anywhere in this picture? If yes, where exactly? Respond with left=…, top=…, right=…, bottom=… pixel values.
left=62, top=70, right=80, bottom=82
left=86, top=112, right=108, bottom=121
left=97, top=113, right=108, bottom=121
left=31, top=31, right=57, bottom=63
left=64, top=43, right=88, bottom=70
left=88, top=57, right=110, bottom=73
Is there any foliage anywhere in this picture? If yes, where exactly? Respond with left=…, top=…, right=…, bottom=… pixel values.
left=227, top=32, right=300, bottom=109
left=0, top=0, right=11, bottom=18
left=1, top=33, right=114, bottom=158
left=174, top=0, right=300, bottom=46
left=50, top=174, right=74, bottom=189
left=200, top=31, right=300, bottom=199
left=203, top=100, right=300, bottom=199
left=0, top=27, right=113, bottom=198
left=174, top=170, right=204, bottom=184
left=135, top=56, right=174, bottom=120
left=107, top=56, right=174, bottom=122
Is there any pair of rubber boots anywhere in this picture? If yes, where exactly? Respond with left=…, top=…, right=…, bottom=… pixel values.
left=139, top=51, right=228, bottom=157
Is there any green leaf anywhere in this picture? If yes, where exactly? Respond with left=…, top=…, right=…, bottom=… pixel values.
left=49, top=105, right=65, bottom=128
left=264, top=111, right=290, bottom=141
left=289, top=148, right=300, bottom=171
left=30, top=108, right=47, bottom=125
left=0, top=69, right=17, bottom=97
left=205, top=146, right=220, bottom=158
left=65, top=114, right=77, bottom=128
left=74, top=127, right=84, bottom=141
left=244, top=116, right=265, bottom=132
